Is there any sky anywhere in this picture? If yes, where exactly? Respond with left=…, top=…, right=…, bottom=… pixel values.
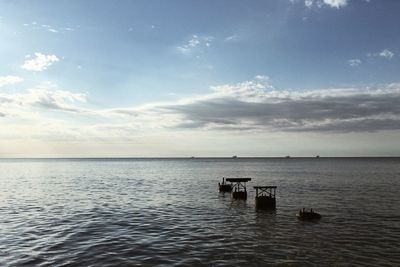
left=0, top=0, right=400, bottom=157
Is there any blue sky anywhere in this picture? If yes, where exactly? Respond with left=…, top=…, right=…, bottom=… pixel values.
left=1, top=0, right=400, bottom=157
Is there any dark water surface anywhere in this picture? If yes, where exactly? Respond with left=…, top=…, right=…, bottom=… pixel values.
left=1, top=158, right=399, bottom=266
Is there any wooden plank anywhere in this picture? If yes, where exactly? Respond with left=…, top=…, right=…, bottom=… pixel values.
left=225, top=178, right=251, bottom=182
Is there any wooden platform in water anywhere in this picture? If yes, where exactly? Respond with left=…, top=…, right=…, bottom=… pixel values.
left=254, top=186, right=277, bottom=189
left=225, top=178, right=251, bottom=182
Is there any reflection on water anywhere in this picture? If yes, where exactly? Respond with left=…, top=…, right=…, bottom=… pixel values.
left=0, top=158, right=399, bottom=266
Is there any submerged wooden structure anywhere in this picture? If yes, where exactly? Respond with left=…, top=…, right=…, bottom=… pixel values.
left=225, top=178, right=251, bottom=199
left=254, top=186, right=277, bottom=210
left=215, top=178, right=324, bottom=222
left=296, top=208, right=321, bottom=221
left=218, top=177, right=232, bottom=192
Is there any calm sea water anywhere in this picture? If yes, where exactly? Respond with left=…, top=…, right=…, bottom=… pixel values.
left=0, top=158, right=399, bottom=266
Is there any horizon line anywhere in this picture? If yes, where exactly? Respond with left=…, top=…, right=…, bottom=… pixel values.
left=1, top=156, right=399, bottom=160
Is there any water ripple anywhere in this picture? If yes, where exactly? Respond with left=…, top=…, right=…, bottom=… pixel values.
left=0, top=158, right=399, bottom=266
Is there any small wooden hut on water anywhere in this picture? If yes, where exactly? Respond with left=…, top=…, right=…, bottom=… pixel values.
left=225, top=178, right=251, bottom=199
left=254, top=186, right=277, bottom=210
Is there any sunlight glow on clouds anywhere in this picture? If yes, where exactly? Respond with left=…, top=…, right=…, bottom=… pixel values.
left=21, top=53, right=60, bottom=71
left=2, top=78, right=400, bottom=136
left=2, top=76, right=400, bottom=157
left=0, top=86, right=87, bottom=118
left=0, top=75, right=23, bottom=87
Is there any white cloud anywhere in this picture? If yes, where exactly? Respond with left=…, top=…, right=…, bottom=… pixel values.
left=254, top=75, right=269, bottom=81
left=26, top=88, right=87, bottom=111
left=111, top=79, right=400, bottom=133
left=305, top=0, right=313, bottom=8
left=379, top=49, right=394, bottom=59
left=177, top=34, right=213, bottom=55
left=2, top=78, right=400, bottom=149
left=21, top=52, right=60, bottom=71
left=188, top=35, right=201, bottom=48
left=347, top=59, right=362, bottom=67
left=225, top=34, right=240, bottom=42
left=368, top=49, right=395, bottom=59
left=25, top=23, right=73, bottom=33
left=0, top=86, right=87, bottom=118
left=322, top=0, right=348, bottom=8
left=303, top=0, right=348, bottom=8
left=0, top=75, right=24, bottom=87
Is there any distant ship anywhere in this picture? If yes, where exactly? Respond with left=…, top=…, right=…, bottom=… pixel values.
left=232, top=155, right=238, bottom=159
left=285, top=155, right=291, bottom=159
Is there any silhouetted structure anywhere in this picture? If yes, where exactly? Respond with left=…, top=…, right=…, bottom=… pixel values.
left=218, top=177, right=232, bottom=192
left=225, top=178, right=251, bottom=199
left=296, top=208, right=321, bottom=221
left=254, top=186, right=277, bottom=210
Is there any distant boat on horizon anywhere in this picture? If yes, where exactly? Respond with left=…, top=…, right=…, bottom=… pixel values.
left=232, top=155, right=238, bottom=159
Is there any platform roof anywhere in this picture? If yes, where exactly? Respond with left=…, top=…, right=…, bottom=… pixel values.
left=225, top=178, right=251, bottom=182
left=253, top=186, right=277, bottom=189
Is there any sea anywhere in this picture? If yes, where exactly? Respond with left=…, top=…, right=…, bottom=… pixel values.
left=0, top=158, right=399, bottom=266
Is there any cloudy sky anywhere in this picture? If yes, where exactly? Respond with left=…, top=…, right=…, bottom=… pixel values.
left=1, top=0, right=400, bottom=157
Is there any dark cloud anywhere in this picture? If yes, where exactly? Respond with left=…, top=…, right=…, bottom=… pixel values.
left=33, top=100, right=82, bottom=113
left=156, top=87, right=400, bottom=133
left=288, top=119, right=400, bottom=132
